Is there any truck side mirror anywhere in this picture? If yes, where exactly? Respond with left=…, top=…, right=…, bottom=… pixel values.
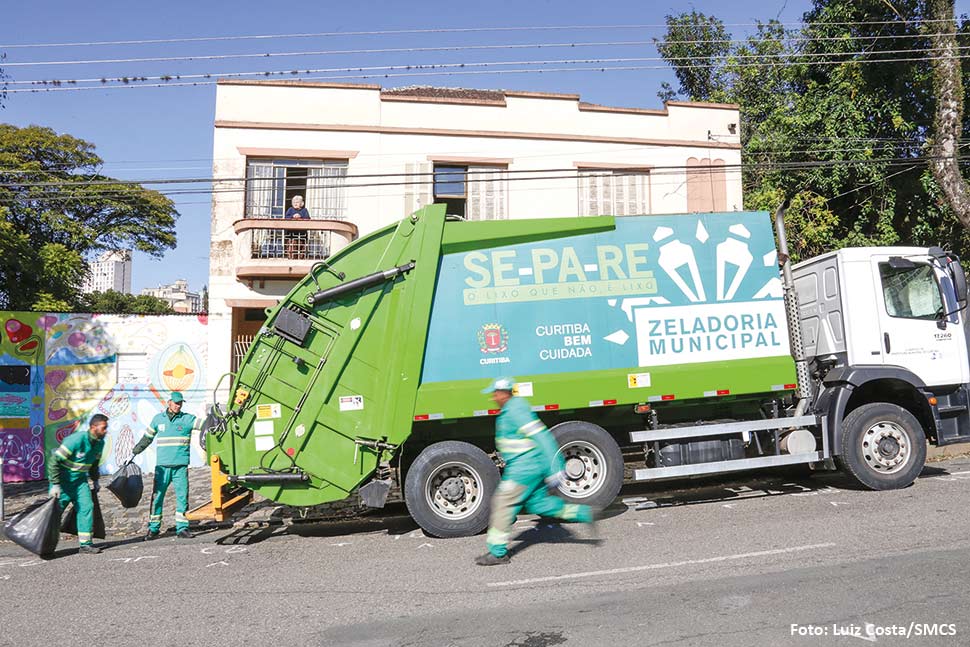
left=951, top=259, right=968, bottom=306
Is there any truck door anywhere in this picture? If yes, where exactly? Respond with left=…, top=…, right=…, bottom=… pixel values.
left=871, top=256, right=969, bottom=388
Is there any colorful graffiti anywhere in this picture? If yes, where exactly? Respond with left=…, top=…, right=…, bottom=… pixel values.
left=0, top=311, right=209, bottom=483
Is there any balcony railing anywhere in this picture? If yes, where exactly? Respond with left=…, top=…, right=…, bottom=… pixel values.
left=233, top=218, right=359, bottom=280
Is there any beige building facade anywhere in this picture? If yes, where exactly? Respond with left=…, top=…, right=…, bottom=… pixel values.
left=208, top=80, right=741, bottom=388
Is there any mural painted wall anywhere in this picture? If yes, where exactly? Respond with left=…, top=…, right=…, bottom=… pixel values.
left=0, top=312, right=209, bottom=483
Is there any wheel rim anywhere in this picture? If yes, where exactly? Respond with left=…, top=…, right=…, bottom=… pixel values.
left=557, top=440, right=607, bottom=499
left=861, top=420, right=911, bottom=475
left=424, top=461, right=484, bottom=520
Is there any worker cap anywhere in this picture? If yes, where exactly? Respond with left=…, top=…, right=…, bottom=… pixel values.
left=170, top=391, right=185, bottom=403
left=481, top=377, right=515, bottom=394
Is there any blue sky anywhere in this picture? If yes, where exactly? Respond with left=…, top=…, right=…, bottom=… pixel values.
left=2, top=0, right=964, bottom=294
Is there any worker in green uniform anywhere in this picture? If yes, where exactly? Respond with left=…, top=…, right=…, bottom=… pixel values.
left=476, top=377, right=596, bottom=566
left=133, top=391, right=204, bottom=540
left=48, top=413, right=110, bottom=555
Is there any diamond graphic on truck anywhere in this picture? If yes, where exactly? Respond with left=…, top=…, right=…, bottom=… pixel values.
left=478, top=323, right=509, bottom=354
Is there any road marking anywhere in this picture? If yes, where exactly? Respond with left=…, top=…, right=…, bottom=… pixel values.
left=722, top=504, right=736, bottom=509
left=830, top=501, right=850, bottom=507
left=205, top=561, right=228, bottom=568
left=0, top=561, right=20, bottom=568
left=329, top=542, right=351, bottom=547
left=0, top=575, right=9, bottom=580
left=418, top=543, right=434, bottom=549
left=636, top=522, right=655, bottom=527
left=200, top=547, right=217, bottom=555
left=19, top=560, right=46, bottom=568
left=486, top=543, right=837, bottom=588
left=225, top=546, right=248, bottom=554
left=111, top=556, right=157, bottom=564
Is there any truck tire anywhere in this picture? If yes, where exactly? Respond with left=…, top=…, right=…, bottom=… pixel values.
left=404, top=441, right=499, bottom=538
left=836, top=402, right=927, bottom=490
left=550, top=421, right=624, bottom=509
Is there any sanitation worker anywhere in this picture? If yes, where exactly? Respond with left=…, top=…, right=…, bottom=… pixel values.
left=133, top=391, right=204, bottom=540
left=48, top=413, right=110, bottom=554
left=476, top=377, right=596, bottom=566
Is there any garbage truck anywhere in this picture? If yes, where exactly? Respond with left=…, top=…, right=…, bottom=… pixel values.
left=202, top=204, right=970, bottom=537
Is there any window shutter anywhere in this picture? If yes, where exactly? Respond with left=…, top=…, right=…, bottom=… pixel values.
left=404, top=162, right=433, bottom=215
left=306, top=164, right=347, bottom=219
left=467, top=167, right=507, bottom=220
left=246, top=162, right=275, bottom=218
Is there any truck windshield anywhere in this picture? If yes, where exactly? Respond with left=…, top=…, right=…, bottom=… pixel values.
left=879, top=263, right=944, bottom=320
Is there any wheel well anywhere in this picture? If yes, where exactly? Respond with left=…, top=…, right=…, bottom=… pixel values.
left=844, top=379, right=934, bottom=440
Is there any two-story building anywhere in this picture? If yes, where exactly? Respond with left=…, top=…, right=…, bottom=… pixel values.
left=208, top=79, right=742, bottom=386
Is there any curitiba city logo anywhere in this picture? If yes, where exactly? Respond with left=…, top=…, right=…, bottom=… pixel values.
left=478, top=323, right=512, bottom=366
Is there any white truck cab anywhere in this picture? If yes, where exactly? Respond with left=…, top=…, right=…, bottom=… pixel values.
left=792, top=245, right=970, bottom=487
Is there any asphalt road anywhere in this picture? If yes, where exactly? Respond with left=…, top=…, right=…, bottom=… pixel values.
left=3, top=458, right=970, bottom=647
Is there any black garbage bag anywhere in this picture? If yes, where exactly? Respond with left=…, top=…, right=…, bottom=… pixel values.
left=60, top=492, right=107, bottom=539
left=107, top=461, right=143, bottom=508
left=2, top=497, right=62, bottom=557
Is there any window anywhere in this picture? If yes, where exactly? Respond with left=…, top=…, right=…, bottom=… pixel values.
left=433, top=165, right=507, bottom=221
left=245, top=159, right=348, bottom=219
left=577, top=169, right=650, bottom=216
left=879, top=263, right=943, bottom=320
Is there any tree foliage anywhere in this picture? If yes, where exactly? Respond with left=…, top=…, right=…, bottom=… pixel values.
left=80, top=290, right=174, bottom=314
left=655, top=0, right=970, bottom=261
left=0, top=124, right=179, bottom=310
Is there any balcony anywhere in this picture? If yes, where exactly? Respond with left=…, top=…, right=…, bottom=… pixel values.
left=233, top=218, right=359, bottom=280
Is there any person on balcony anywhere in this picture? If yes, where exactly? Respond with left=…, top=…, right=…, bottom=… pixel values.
left=284, top=195, right=310, bottom=219
left=284, top=195, right=310, bottom=258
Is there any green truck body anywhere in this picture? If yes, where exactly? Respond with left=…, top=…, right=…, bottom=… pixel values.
left=209, top=205, right=797, bottom=519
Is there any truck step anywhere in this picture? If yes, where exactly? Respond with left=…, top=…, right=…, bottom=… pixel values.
left=629, top=415, right=818, bottom=443
left=633, top=451, right=824, bottom=481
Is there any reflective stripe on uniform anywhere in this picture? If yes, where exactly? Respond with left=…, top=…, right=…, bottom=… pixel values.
left=54, top=445, right=71, bottom=460
left=495, top=437, right=536, bottom=455
left=486, top=526, right=510, bottom=546
left=156, top=437, right=191, bottom=446
left=62, top=460, right=93, bottom=471
left=149, top=515, right=162, bottom=522
left=519, top=419, right=546, bottom=437
left=174, top=512, right=188, bottom=523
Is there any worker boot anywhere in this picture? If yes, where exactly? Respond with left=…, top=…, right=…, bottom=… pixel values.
left=144, top=530, right=160, bottom=541
left=475, top=552, right=511, bottom=566
left=176, top=529, right=193, bottom=539
left=78, top=545, right=101, bottom=555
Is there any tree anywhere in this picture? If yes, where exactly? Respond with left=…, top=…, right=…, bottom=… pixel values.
left=927, top=0, right=970, bottom=227
left=201, top=285, right=209, bottom=313
left=1, top=52, right=8, bottom=109
left=655, top=0, right=970, bottom=261
left=81, top=290, right=174, bottom=314
left=0, top=124, right=178, bottom=310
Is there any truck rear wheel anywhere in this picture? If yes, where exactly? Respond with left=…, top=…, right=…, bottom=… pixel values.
left=550, top=421, right=624, bottom=509
left=836, top=402, right=927, bottom=490
left=404, top=441, right=499, bottom=538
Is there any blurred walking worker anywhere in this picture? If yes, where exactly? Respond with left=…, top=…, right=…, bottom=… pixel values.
left=476, top=377, right=595, bottom=566
left=133, top=391, right=204, bottom=539
left=48, top=413, right=109, bottom=554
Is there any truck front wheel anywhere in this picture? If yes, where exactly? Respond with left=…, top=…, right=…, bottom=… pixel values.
left=550, top=421, right=624, bottom=509
left=836, top=402, right=927, bottom=490
left=404, top=441, right=499, bottom=538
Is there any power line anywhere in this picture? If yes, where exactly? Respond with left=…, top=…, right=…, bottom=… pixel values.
left=1, top=155, right=956, bottom=204
left=2, top=31, right=947, bottom=69
left=0, top=19, right=959, bottom=49
left=10, top=44, right=964, bottom=89
left=7, top=52, right=968, bottom=94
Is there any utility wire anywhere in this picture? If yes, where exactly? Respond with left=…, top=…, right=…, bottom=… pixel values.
left=9, top=53, right=970, bottom=94
left=9, top=45, right=967, bottom=87
left=0, top=19, right=959, bottom=49
left=1, top=32, right=950, bottom=68
left=1, top=156, right=958, bottom=204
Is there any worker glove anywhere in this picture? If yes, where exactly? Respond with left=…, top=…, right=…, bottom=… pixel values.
left=89, top=480, right=100, bottom=493
left=544, top=471, right=565, bottom=492
left=49, top=484, right=62, bottom=498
